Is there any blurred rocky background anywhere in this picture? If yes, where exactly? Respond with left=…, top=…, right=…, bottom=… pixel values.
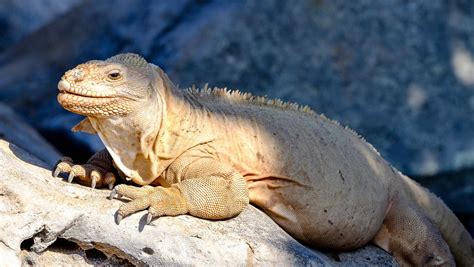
left=0, top=0, right=472, bottom=253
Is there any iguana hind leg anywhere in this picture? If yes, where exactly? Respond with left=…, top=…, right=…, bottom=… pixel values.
left=373, top=198, right=455, bottom=266
left=53, top=149, right=116, bottom=189
left=109, top=158, right=249, bottom=224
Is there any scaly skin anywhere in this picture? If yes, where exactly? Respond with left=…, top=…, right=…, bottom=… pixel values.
left=54, top=53, right=473, bottom=266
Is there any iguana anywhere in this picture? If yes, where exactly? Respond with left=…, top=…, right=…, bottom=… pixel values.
left=53, top=53, right=473, bottom=266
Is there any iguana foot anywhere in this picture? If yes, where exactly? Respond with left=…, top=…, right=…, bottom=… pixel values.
left=109, top=184, right=188, bottom=224
left=53, top=156, right=116, bottom=189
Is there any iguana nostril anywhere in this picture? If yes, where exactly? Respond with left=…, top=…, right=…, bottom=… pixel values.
left=72, top=69, right=84, bottom=82
left=58, top=79, right=70, bottom=91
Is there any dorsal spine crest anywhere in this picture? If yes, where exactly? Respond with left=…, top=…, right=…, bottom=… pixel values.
left=185, top=86, right=316, bottom=116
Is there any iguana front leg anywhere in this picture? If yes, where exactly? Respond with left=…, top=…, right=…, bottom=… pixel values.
left=53, top=149, right=117, bottom=189
left=109, top=158, right=250, bottom=224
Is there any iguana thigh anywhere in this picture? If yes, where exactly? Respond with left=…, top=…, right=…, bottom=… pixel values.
left=247, top=176, right=387, bottom=250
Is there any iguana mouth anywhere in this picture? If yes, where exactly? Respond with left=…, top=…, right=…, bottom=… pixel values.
left=57, top=79, right=135, bottom=116
left=58, top=79, right=117, bottom=98
left=57, top=92, right=118, bottom=102
left=57, top=92, right=128, bottom=116
left=57, top=92, right=119, bottom=107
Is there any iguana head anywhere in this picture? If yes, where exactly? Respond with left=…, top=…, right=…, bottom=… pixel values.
left=58, top=54, right=178, bottom=183
left=57, top=53, right=158, bottom=117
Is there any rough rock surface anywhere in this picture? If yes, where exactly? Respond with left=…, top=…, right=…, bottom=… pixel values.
left=0, top=140, right=397, bottom=266
left=0, top=0, right=474, bottom=177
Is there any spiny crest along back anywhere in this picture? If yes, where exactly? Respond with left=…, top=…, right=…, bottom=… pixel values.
left=106, top=53, right=149, bottom=68
left=186, top=85, right=316, bottom=116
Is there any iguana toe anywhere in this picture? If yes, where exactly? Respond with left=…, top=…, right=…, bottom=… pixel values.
left=68, top=164, right=88, bottom=184
left=90, top=169, right=107, bottom=189
left=110, top=185, right=188, bottom=224
left=110, top=184, right=154, bottom=199
left=54, top=156, right=115, bottom=189
left=116, top=196, right=151, bottom=222
left=53, top=157, right=74, bottom=177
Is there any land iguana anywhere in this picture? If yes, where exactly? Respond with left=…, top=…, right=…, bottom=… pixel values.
left=53, top=53, right=473, bottom=266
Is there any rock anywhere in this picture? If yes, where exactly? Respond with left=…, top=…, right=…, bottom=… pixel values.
left=0, top=0, right=82, bottom=52
left=0, top=102, right=60, bottom=167
left=0, top=0, right=473, bottom=177
left=0, top=0, right=194, bottom=159
left=150, top=0, right=474, bottom=177
left=416, top=168, right=474, bottom=234
left=0, top=140, right=397, bottom=266
left=336, top=246, right=399, bottom=266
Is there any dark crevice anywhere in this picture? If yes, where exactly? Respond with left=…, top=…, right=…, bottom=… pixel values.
left=39, top=129, right=94, bottom=163
left=20, top=237, right=34, bottom=251
left=85, top=247, right=108, bottom=261
left=49, top=238, right=79, bottom=250
left=325, top=251, right=342, bottom=262
left=141, top=247, right=154, bottom=256
left=20, top=226, right=57, bottom=253
left=22, top=236, right=134, bottom=266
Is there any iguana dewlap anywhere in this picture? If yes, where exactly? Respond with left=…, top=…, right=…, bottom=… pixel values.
left=54, top=53, right=473, bottom=266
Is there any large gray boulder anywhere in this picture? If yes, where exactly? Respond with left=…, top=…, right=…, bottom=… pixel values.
left=0, top=0, right=81, bottom=52
left=0, top=0, right=473, bottom=177
left=0, top=0, right=194, bottom=161
left=0, top=140, right=397, bottom=266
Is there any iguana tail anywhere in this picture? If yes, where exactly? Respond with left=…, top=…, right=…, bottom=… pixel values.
left=401, top=174, right=473, bottom=266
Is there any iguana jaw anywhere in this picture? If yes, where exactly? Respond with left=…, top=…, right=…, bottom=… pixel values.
left=57, top=92, right=127, bottom=117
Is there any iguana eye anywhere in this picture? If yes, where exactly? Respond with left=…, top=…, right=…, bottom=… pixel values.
left=107, top=70, right=122, bottom=81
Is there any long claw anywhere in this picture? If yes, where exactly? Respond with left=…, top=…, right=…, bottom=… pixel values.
left=116, top=214, right=123, bottom=225
left=53, top=168, right=61, bottom=177
left=91, top=176, right=97, bottom=189
left=108, top=188, right=117, bottom=199
left=68, top=171, right=75, bottom=183
left=146, top=213, right=153, bottom=225
left=104, top=173, right=116, bottom=190
left=108, top=188, right=122, bottom=199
